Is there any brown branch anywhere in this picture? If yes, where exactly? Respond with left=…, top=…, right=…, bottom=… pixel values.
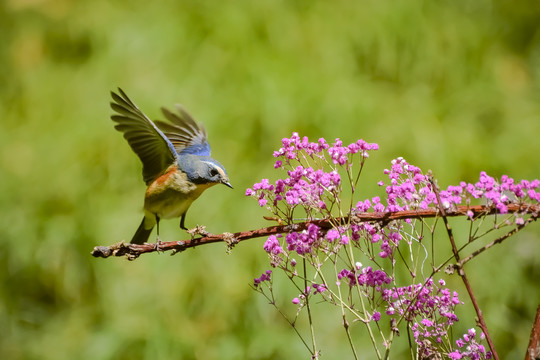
left=525, top=304, right=540, bottom=360
left=91, top=203, right=539, bottom=260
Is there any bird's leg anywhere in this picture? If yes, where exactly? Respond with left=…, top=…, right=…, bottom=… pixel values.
left=180, top=213, right=187, bottom=230
left=181, top=213, right=200, bottom=240
left=155, top=215, right=162, bottom=251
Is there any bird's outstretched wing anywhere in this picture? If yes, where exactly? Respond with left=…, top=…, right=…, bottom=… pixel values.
left=155, top=105, right=211, bottom=156
left=110, top=88, right=178, bottom=185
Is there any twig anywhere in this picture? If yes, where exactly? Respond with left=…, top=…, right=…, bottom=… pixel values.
left=91, top=203, right=539, bottom=260
left=458, top=216, right=536, bottom=267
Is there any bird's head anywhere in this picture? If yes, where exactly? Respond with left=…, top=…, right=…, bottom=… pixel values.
left=180, top=155, right=232, bottom=189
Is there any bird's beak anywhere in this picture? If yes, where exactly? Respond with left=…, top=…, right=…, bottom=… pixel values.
left=223, top=181, right=233, bottom=189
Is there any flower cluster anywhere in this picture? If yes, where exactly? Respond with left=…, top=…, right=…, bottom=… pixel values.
left=263, top=235, right=285, bottom=267
left=262, top=222, right=403, bottom=262
left=448, top=328, right=492, bottom=359
left=337, top=266, right=392, bottom=289
left=285, top=224, right=322, bottom=255
left=253, top=270, right=272, bottom=288
left=372, top=157, right=540, bottom=214
left=262, top=225, right=348, bottom=267
left=459, top=173, right=540, bottom=214
left=272, top=132, right=379, bottom=167
left=382, top=278, right=461, bottom=354
left=246, top=133, right=379, bottom=217
left=291, top=283, right=328, bottom=306
left=349, top=222, right=403, bottom=258
left=263, top=235, right=283, bottom=255
left=246, top=166, right=342, bottom=212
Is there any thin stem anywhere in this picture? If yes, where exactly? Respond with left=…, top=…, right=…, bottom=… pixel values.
left=459, top=217, right=535, bottom=267
left=356, top=285, right=383, bottom=360
left=332, top=261, right=359, bottom=360
left=344, top=237, right=383, bottom=360
left=303, top=258, right=319, bottom=359
left=429, top=176, right=499, bottom=360
left=257, top=287, right=313, bottom=354
left=383, top=329, right=395, bottom=360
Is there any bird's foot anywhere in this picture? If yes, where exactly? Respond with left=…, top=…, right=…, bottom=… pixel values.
left=154, top=236, right=163, bottom=252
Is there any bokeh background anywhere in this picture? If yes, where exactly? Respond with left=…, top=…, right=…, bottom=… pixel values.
left=1, top=0, right=539, bottom=358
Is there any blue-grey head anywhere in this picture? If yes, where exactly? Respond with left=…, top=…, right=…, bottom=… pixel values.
left=179, top=154, right=232, bottom=189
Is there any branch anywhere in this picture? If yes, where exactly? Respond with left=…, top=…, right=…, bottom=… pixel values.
left=91, top=203, right=539, bottom=260
left=525, top=304, right=540, bottom=360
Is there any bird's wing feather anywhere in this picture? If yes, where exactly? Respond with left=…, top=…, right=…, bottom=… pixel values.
left=110, top=88, right=178, bottom=185
left=154, top=105, right=211, bottom=156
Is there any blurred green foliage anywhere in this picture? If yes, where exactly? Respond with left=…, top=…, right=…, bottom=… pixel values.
left=1, top=0, right=539, bottom=358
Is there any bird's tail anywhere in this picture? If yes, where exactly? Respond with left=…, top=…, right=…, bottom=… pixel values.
left=131, top=217, right=154, bottom=244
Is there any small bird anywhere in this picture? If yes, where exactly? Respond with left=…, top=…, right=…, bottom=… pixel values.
left=110, top=88, right=232, bottom=244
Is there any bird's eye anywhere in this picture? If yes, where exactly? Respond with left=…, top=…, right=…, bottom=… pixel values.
left=210, top=168, right=219, bottom=177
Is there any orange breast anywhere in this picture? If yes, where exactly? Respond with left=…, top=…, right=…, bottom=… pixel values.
left=154, top=165, right=178, bottom=185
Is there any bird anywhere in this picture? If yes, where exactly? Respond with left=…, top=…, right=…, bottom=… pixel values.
left=110, top=88, right=232, bottom=244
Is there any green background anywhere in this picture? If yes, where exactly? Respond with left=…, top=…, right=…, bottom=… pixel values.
left=1, top=0, right=539, bottom=358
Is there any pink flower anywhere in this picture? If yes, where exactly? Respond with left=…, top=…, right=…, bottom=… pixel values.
left=326, top=229, right=340, bottom=242
left=448, top=350, right=462, bottom=359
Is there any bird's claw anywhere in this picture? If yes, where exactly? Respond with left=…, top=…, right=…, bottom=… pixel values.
left=154, top=236, right=163, bottom=252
